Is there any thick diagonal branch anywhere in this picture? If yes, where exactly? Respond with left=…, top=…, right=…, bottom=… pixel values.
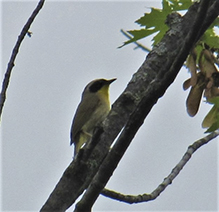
left=73, top=1, right=215, bottom=211
left=41, top=1, right=219, bottom=211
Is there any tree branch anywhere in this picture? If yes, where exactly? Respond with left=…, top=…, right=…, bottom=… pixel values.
left=101, top=130, right=219, bottom=203
left=40, top=1, right=219, bottom=211
left=0, top=0, right=45, bottom=121
left=73, top=1, right=217, bottom=211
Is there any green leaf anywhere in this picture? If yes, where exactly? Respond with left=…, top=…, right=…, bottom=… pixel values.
left=207, top=96, right=219, bottom=105
left=136, top=8, right=168, bottom=29
left=119, top=28, right=157, bottom=48
left=201, top=27, right=219, bottom=49
left=205, top=119, right=219, bottom=133
left=162, top=0, right=172, bottom=13
left=203, top=97, right=219, bottom=133
left=169, top=0, right=193, bottom=11
left=128, top=29, right=157, bottom=40
left=121, top=0, right=193, bottom=48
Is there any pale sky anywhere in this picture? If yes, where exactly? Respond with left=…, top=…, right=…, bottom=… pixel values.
left=1, top=1, right=218, bottom=211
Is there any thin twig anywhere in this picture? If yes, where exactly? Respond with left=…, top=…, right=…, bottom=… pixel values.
left=101, top=130, right=219, bottom=203
left=0, top=0, right=45, bottom=121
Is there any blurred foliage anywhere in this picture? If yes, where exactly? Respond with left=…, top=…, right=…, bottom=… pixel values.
left=120, top=0, right=193, bottom=47
left=121, top=0, right=219, bottom=133
left=184, top=49, right=219, bottom=133
left=202, top=97, right=219, bottom=133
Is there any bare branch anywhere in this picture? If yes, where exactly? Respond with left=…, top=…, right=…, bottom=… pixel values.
left=0, top=0, right=45, bottom=121
left=101, top=130, right=219, bottom=203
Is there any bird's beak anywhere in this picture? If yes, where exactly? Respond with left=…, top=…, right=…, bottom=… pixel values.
left=107, top=78, right=117, bottom=84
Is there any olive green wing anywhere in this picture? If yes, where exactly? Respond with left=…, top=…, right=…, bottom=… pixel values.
left=70, top=96, right=100, bottom=145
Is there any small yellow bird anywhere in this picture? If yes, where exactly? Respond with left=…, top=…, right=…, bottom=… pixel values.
left=70, top=78, right=116, bottom=157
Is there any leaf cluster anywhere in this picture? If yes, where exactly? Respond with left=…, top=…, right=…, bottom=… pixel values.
left=121, top=0, right=219, bottom=133
left=202, top=97, right=219, bottom=132
left=184, top=22, right=219, bottom=133
left=120, top=0, right=193, bottom=47
left=183, top=48, right=219, bottom=132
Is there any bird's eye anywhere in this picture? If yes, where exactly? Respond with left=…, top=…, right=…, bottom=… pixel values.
left=89, top=80, right=105, bottom=92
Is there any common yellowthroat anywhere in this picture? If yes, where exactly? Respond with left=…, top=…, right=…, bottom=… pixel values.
left=70, top=78, right=116, bottom=156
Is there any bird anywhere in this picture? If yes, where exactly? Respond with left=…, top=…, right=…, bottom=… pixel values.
left=70, top=78, right=116, bottom=157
